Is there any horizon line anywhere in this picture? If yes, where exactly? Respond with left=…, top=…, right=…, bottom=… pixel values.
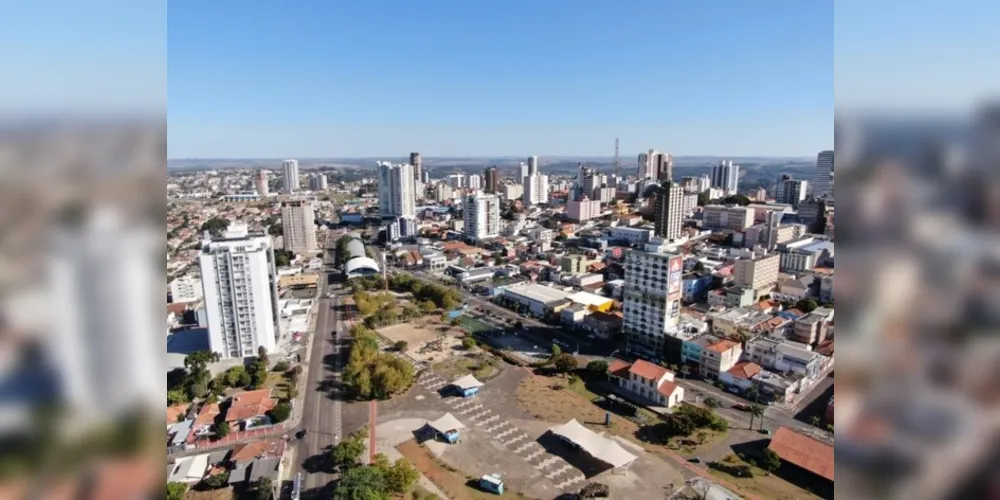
left=168, top=154, right=819, bottom=162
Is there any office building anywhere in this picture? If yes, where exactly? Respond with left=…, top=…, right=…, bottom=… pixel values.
left=377, top=161, right=416, bottom=218
left=638, top=149, right=672, bottom=180
left=523, top=173, right=549, bottom=206
left=280, top=199, right=317, bottom=255
left=282, top=159, right=299, bottom=193
left=254, top=170, right=269, bottom=196
left=421, top=170, right=430, bottom=184
left=814, top=150, right=834, bottom=196
left=448, top=173, right=465, bottom=189
left=653, top=181, right=685, bottom=240
left=463, top=192, right=501, bottom=241
left=527, top=156, right=539, bottom=176
left=622, top=250, right=684, bottom=359
left=567, top=197, right=601, bottom=222
left=776, top=178, right=808, bottom=208
left=409, top=152, right=422, bottom=181
left=434, top=183, right=454, bottom=202
left=199, top=223, right=280, bottom=359
left=483, top=166, right=500, bottom=194
left=710, top=160, right=740, bottom=194
left=308, top=173, right=328, bottom=191
left=467, top=173, right=483, bottom=191
left=702, top=205, right=755, bottom=231
left=733, top=251, right=780, bottom=297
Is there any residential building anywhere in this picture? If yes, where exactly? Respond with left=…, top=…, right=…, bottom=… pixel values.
left=813, top=150, right=834, bottom=197
left=502, top=182, right=523, bottom=201
left=699, top=338, right=742, bottom=379
left=719, top=361, right=763, bottom=392
left=463, top=192, right=501, bottom=242
left=560, top=254, right=590, bottom=274
left=199, top=223, right=280, bottom=359
left=681, top=192, right=699, bottom=215
left=467, top=173, right=483, bottom=190
left=254, top=169, right=269, bottom=196
left=772, top=275, right=814, bottom=302
left=745, top=337, right=825, bottom=379
left=792, top=310, right=833, bottom=345
left=567, top=197, right=601, bottom=222
left=779, top=237, right=834, bottom=272
left=377, top=161, right=416, bottom=218
left=448, top=173, right=466, bottom=189
left=483, top=166, right=500, bottom=194
left=653, top=181, right=684, bottom=240
left=702, top=205, right=754, bottom=231
left=776, top=178, right=808, bottom=208
left=768, top=427, right=834, bottom=485
left=611, top=226, right=654, bottom=246
left=710, top=160, right=740, bottom=194
left=308, top=173, right=328, bottom=191
left=637, top=149, right=673, bottom=181
left=523, top=173, right=550, bottom=206
left=170, top=275, right=203, bottom=303
left=607, top=359, right=685, bottom=408
left=281, top=159, right=299, bottom=193
left=593, top=186, right=616, bottom=204
left=622, top=250, right=684, bottom=359
left=733, top=251, right=780, bottom=297
left=280, top=199, right=317, bottom=255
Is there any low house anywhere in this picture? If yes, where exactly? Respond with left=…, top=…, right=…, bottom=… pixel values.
left=167, top=404, right=189, bottom=427
left=580, top=311, right=622, bottom=339
left=191, top=403, right=221, bottom=438
left=167, top=454, right=210, bottom=484
left=768, top=427, right=834, bottom=484
left=719, top=361, right=763, bottom=392
left=606, top=359, right=685, bottom=408
left=230, top=438, right=286, bottom=465
left=225, top=389, right=277, bottom=430
left=699, top=339, right=742, bottom=380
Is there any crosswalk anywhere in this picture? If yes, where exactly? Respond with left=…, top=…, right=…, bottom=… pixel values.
left=411, top=370, right=586, bottom=492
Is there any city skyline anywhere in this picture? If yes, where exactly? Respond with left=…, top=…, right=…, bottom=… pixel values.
left=167, top=1, right=832, bottom=158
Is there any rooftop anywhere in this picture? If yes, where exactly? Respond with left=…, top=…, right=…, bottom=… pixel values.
left=768, top=427, right=835, bottom=481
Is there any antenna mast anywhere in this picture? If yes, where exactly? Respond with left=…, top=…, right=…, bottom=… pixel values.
left=613, top=137, right=620, bottom=179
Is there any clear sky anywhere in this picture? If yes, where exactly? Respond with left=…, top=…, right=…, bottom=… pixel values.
left=167, top=0, right=834, bottom=158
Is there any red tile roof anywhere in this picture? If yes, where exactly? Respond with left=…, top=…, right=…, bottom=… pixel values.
left=225, top=389, right=277, bottom=423
left=656, top=380, right=680, bottom=397
left=194, top=403, right=221, bottom=428
left=607, top=359, right=632, bottom=378
left=628, top=359, right=669, bottom=381
left=705, top=339, right=739, bottom=353
left=768, top=427, right=835, bottom=481
left=727, top=361, right=763, bottom=380
left=231, top=438, right=286, bottom=463
left=167, top=404, right=189, bottom=424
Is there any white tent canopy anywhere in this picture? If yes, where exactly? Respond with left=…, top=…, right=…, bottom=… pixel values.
left=451, top=374, right=485, bottom=390
left=428, top=413, right=466, bottom=435
left=549, top=419, right=637, bottom=469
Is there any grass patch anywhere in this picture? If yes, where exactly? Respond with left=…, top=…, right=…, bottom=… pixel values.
left=666, top=428, right=728, bottom=455
left=262, top=372, right=290, bottom=400
left=430, top=355, right=499, bottom=381
left=397, top=440, right=522, bottom=500
left=516, top=373, right=641, bottom=440
left=706, top=453, right=825, bottom=500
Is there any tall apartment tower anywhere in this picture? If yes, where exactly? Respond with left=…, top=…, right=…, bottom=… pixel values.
left=282, top=159, right=300, bottom=193
left=776, top=178, right=808, bottom=208
left=527, top=156, right=539, bottom=176
left=463, top=192, right=501, bottom=241
left=308, top=173, right=328, bottom=191
left=622, top=250, right=684, bottom=359
left=653, top=181, right=685, bottom=240
left=255, top=170, right=270, bottom=196
left=377, top=161, right=416, bottom=218
left=199, top=223, right=280, bottom=359
left=280, top=199, right=317, bottom=255
left=814, top=150, right=834, bottom=197
left=483, top=166, right=500, bottom=194
left=467, top=174, right=483, bottom=190
left=409, top=152, right=422, bottom=181
left=710, top=160, right=740, bottom=194
left=523, top=173, right=549, bottom=207
left=638, top=150, right=672, bottom=180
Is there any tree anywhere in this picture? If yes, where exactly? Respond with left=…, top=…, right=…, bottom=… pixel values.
left=697, top=190, right=711, bottom=207
left=253, top=477, right=274, bottom=500
left=761, top=448, right=782, bottom=473
left=461, top=338, right=477, bottom=350
left=394, top=341, right=408, bottom=352
left=552, top=353, right=577, bottom=374
left=383, top=458, right=419, bottom=494
left=268, top=402, right=292, bottom=423
left=274, top=249, right=293, bottom=267
left=167, top=389, right=187, bottom=406
left=796, top=298, right=819, bottom=313
left=249, top=358, right=268, bottom=388
left=199, top=217, right=230, bottom=237
left=331, top=432, right=368, bottom=469
left=419, top=300, right=437, bottom=313
left=748, top=404, right=764, bottom=430
left=214, top=421, right=230, bottom=438
left=551, top=343, right=562, bottom=355
left=586, top=360, right=608, bottom=374
left=810, top=415, right=821, bottom=427
left=695, top=431, right=708, bottom=445
left=166, top=482, right=187, bottom=500
left=273, top=360, right=290, bottom=372
left=224, top=366, right=249, bottom=387
left=723, top=194, right=751, bottom=206
left=679, top=364, right=691, bottom=379
left=201, top=471, right=230, bottom=489
left=258, top=346, right=270, bottom=365
left=268, top=223, right=283, bottom=237
left=333, top=465, right=386, bottom=500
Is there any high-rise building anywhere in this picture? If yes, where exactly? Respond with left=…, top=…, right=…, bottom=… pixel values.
left=566, top=197, right=601, bottom=222
left=776, top=178, right=808, bottom=208
left=468, top=173, right=483, bottom=190
left=409, top=152, right=422, bottom=181
left=814, top=150, right=834, bottom=196
left=638, top=150, right=672, bottom=181
left=502, top=183, right=523, bottom=201
left=622, top=250, right=684, bottom=358
left=280, top=199, right=317, bottom=255
left=308, top=173, right=328, bottom=191
left=199, top=223, right=280, bottom=359
left=523, top=173, right=549, bottom=206
left=520, top=162, right=531, bottom=180
left=527, top=156, right=539, bottom=176
left=448, top=173, right=466, bottom=189
left=483, top=166, right=500, bottom=194
left=710, top=160, right=740, bottom=194
left=421, top=170, right=430, bottom=184
left=463, top=192, right=501, bottom=241
left=377, top=162, right=416, bottom=218
left=255, top=170, right=270, bottom=196
left=282, top=159, right=300, bottom=193
left=653, top=181, right=685, bottom=240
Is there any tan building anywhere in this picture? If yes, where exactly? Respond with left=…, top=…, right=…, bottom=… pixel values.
left=700, top=339, right=743, bottom=379
left=560, top=254, right=590, bottom=274
left=702, top=205, right=755, bottom=231
left=733, top=251, right=780, bottom=298
left=280, top=199, right=317, bottom=255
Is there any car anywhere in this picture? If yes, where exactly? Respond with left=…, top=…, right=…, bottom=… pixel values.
left=733, top=403, right=748, bottom=411
left=687, top=457, right=701, bottom=464
left=295, top=429, right=307, bottom=439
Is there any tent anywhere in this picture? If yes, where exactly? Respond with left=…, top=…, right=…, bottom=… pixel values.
left=428, top=413, right=466, bottom=443
left=549, top=419, right=637, bottom=474
left=451, top=374, right=485, bottom=397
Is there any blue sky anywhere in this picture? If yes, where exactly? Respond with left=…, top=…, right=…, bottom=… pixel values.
left=167, top=0, right=833, bottom=158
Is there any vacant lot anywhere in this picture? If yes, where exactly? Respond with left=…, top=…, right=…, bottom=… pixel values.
left=398, top=439, right=525, bottom=500
left=707, top=452, right=825, bottom=500
left=430, top=353, right=499, bottom=382
left=516, top=373, right=642, bottom=441
left=379, top=323, right=464, bottom=364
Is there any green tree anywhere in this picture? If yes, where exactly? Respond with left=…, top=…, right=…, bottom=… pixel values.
left=796, top=298, right=819, bottom=313
left=199, top=217, right=230, bottom=236
left=331, top=431, right=368, bottom=469
left=697, top=190, right=711, bottom=206
left=551, top=343, right=562, bottom=355
left=461, top=337, right=477, bottom=350
left=268, top=402, right=292, bottom=423
left=268, top=224, right=283, bottom=237
left=723, top=194, right=751, bottom=206
left=586, top=360, right=608, bottom=374
left=201, top=471, right=230, bottom=489
left=761, top=448, right=782, bottom=473
left=749, top=404, right=765, bottom=430
left=214, top=421, right=230, bottom=438
left=167, top=389, right=187, bottom=406
left=552, top=353, right=577, bottom=374
left=810, top=415, right=821, bottom=427
left=224, top=366, right=249, bottom=387
left=333, top=465, right=387, bottom=500
left=419, top=300, right=437, bottom=313
left=383, top=458, right=419, bottom=494
left=166, top=482, right=188, bottom=500
left=253, top=477, right=274, bottom=500
left=274, top=249, right=293, bottom=267
left=257, top=346, right=270, bottom=366
left=394, top=341, right=408, bottom=352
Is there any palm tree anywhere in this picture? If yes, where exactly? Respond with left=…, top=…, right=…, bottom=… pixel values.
left=810, top=416, right=821, bottom=427
left=679, top=364, right=690, bottom=380
left=748, top=403, right=764, bottom=430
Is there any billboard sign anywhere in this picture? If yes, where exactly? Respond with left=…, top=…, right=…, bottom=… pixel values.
left=667, top=256, right=683, bottom=299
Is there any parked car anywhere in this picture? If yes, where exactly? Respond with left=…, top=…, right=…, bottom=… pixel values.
left=687, top=457, right=701, bottom=464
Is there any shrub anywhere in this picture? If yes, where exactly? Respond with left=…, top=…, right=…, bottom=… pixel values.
left=273, top=360, right=291, bottom=372
left=268, top=401, right=292, bottom=423
left=461, top=338, right=477, bottom=350
left=586, top=360, right=608, bottom=374
left=579, top=482, right=610, bottom=498
left=552, top=353, right=578, bottom=373
left=394, top=340, right=409, bottom=352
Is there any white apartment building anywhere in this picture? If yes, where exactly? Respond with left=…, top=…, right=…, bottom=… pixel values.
left=199, top=223, right=280, bottom=359
left=638, top=149, right=672, bottom=180
left=463, top=192, right=501, bottom=241
left=502, top=183, right=523, bottom=201
left=611, top=226, right=654, bottom=246
left=681, top=193, right=699, bottom=215
left=467, top=174, right=483, bottom=190
left=280, top=199, right=317, bottom=255
left=622, top=250, right=684, bottom=359
left=254, top=170, right=269, bottom=196
left=448, top=173, right=466, bottom=189
left=702, top=205, right=755, bottom=231
left=776, top=179, right=808, bottom=208
left=170, top=274, right=203, bottom=303
left=566, top=198, right=601, bottom=222
left=378, top=162, right=416, bottom=218
left=308, top=173, right=328, bottom=191
left=282, top=159, right=299, bottom=193
left=523, top=173, right=549, bottom=206
left=710, top=160, right=740, bottom=194
left=435, top=183, right=454, bottom=202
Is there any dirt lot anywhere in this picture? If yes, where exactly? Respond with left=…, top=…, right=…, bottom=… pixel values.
left=516, top=373, right=643, bottom=441
left=379, top=323, right=464, bottom=364
left=398, top=440, right=523, bottom=500
left=430, top=353, right=499, bottom=382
